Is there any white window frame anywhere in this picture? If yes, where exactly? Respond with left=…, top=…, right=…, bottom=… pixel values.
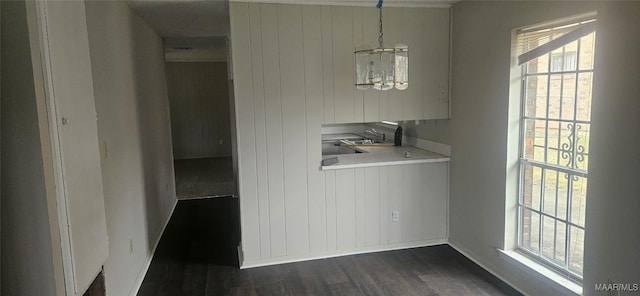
left=514, top=17, right=596, bottom=283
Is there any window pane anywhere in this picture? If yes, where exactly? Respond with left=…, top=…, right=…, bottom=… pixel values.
left=522, top=164, right=542, bottom=211
left=559, top=122, right=574, bottom=169
left=578, top=33, right=596, bottom=70
left=557, top=173, right=569, bottom=220
left=571, top=176, right=588, bottom=227
left=527, top=54, right=549, bottom=74
left=517, top=19, right=593, bottom=280
left=569, top=226, right=584, bottom=275
left=523, top=119, right=546, bottom=161
left=575, top=123, right=590, bottom=171
left=543, top=169, right=558, bottom=216
left=521, top=208, right=540, bottom=253
left=524, top=75, right=548, bottom=118
left=548, top=74, right=562, bottom=119
left=563, top=41, right=578, bottom=71
left=546, top=121, right=560, bottom=165
left=576, top=72, right=593, bottom=121
left=555, top=221, right=567, bottom=264
left=541, top=215, right=555, bottom=260
left=561, top=74, right=576, bottom=120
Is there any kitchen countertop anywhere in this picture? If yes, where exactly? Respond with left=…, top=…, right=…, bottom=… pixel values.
left=321, top=141, right=450, bottom=170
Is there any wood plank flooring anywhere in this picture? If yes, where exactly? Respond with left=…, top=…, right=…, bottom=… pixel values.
left=138, top=198, right=521, bottom=296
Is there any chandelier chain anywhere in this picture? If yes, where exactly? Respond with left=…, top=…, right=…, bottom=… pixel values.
left=378, top=8, right=384, bottom=47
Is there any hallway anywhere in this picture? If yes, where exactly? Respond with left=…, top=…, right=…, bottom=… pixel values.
left=174, top=157, right=235, bottom=199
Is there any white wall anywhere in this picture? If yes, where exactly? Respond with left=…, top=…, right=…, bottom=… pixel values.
left=582, top=3, right=640, bottom=294
left=166, top=62, right=232, bottom=159
left=85, top=2, right=176, bottom=296
left=448, top=1, right=640, bottom=295
left=230, top=2, right=450, bottom=267
left=1, top=1, right=58, bottom=294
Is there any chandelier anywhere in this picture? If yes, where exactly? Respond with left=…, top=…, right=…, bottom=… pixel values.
left=354, top=0, right=408, bottom=91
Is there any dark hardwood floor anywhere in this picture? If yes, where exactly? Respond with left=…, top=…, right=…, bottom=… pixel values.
left=138, top=198, right=521, bottom=296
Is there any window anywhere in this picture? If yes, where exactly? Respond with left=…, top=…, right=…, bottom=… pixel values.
left=516, top=17, right=596, bottom=281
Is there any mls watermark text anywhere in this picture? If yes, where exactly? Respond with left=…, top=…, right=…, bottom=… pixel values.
left=595, top=283, right=639, bottom=292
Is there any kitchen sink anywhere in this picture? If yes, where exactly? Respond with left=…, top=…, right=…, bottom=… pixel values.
left=322, top=140, right=367, bottom=155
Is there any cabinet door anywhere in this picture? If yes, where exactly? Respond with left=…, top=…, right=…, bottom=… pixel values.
left=45, top=2, right=109, bottom=294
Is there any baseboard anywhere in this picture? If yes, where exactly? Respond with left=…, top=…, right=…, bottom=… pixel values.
left=128, top=198, right=178, bottom=296
left=240, top=238, right=447, bottom=269
left=448, top=240, right=528, bottom=296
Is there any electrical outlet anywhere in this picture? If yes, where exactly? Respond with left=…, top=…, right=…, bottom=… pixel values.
left=391, top=211, right=400, bottom=222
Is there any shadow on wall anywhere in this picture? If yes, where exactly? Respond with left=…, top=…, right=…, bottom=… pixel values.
left=129, top=10, right=176, bottom=251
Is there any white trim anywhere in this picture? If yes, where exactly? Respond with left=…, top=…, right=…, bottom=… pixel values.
left=498, top=249, right=582, bottom=296
left=321, top=156, right=449, bottom=170
left=448, top=240, right=528, bottom=296
left=128, top=199, right=178, bottom=296
left=240, top=239, right=447, bottom=268
left=229, top=0, right=454, bottom=8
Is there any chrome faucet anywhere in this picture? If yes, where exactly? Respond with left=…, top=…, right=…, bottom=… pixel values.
left=364, top=128, right=386, bottom=143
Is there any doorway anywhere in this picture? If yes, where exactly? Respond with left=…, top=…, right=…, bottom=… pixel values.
left=164, top=37, right=236, bottom=199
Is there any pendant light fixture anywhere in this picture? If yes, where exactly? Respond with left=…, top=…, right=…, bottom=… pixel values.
left=355, top=0, right=408, bottom=91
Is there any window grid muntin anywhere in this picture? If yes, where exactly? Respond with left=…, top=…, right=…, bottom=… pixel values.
left=517, top=33, right=593, bottom=281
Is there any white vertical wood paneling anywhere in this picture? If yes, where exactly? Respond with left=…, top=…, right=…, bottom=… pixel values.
left=352, top=8, right=364, bottom=122
left=335, top=169, right=356, bottom=250
left=402, top=8, right=424, bottom=120
left=422, top=162, right=448, bottom=239
left=402, top=164, right=423, bottom=242
left=320, top=6, right=335, bottom=124
left=378, top=166, right=390, bottom=245
left=302, top=5, right=327, bottom=254
left=423, top=9, right=450, bottom=119
left=355, top=168, right=366, bottom=247
left=230, top=3, right=451, bottom=266
left=325, top=170, right=337, bottom=251
left=384, top=8, right=404, bottom=120
left=362, top=7, right=380, bottom=122
left=387, top=165, right=403, bottom=243
left=278, top=4, right=309, bottom=256
left=248, top=3, right=271, bottom=259
left=331, top=6, right=354, bottom=123
left=364, top=167, right=380, bottom=246
left=230, top=2, right=260, bottom=260
left=259, top=4, right=287, bottom=258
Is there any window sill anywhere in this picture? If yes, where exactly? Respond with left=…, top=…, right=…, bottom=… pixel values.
left=498, top=249, right=582, bottom=296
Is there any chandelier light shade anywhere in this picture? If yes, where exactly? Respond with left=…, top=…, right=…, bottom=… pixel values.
left=355, top=0, right=408, bottom=91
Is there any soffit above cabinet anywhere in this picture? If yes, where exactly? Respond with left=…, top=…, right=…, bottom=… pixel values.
left=229, top=0, right=459, bottom=8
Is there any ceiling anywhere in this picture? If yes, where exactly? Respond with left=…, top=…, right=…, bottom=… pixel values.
left=128, top=0, right=457, bottom=59
left=128, top=0, right=230, bottom=38
left=128, top=0, right=458, bottom=39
